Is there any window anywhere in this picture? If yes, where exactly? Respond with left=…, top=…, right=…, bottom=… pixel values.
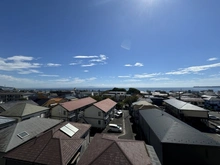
left=98, top=111, right=101, bottom=116
left=63, top=111, right=66, bottom=115
left=98, top=120, right=101, bottom=125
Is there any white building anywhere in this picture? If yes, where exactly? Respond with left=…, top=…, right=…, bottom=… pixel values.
left=84, top=98, right=116, bottom=129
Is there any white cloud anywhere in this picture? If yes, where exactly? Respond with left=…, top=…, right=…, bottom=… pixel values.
left=6, top=55, right=34, bottom=61
left=90, top=54, right=108, bottom=63
left=166, top=63, right=220, bottom=75
left=47, top=63, right=61, bottom=67
left=81, top=63, right=96, bottom=67
left=150, top=77, right=170, bottom=81
left=124, top=62, right=144, bottom=67
left=39, top=74, right=59, bottom=77
left=0, top=56, right=41, bottom=74
left=207, top=57, right=218, bottom=61
left=134, top=62, right=144, bottom=67
left=54, top=78, right=70, bottom=82
left=69, top=63, right=78, bottom=66
left=74, top=55, right=98, bottom=59
left=72, top=78, right=85, bottom=83
left=118, top=75, right=131, bottom=78
left=87, top=77, right=97, bottom=81
left=84, top=70, right=89, bottom=72
left=123, top=79, right=141, bottom=82
left=134, top=73, right=161, bottom=78
left=124, top=64, right=132, bottom=67
left=121, top=39, right=131, bottom=50
left=18, top=69, right=42, bottom=74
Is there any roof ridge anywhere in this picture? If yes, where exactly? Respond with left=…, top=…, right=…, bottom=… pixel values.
left=115, top=141, right=133, bottom=165
left=4, top=124, right=17, bottom=152
left=58, top=138, right=64, bottom=165
left=88, top=138, right=115, bottom=165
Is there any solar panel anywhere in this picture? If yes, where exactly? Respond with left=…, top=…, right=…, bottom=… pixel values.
left=17, top=131, right=29, bottom=139
left=59, top=123, right=79, bottom=137
left=65, top=123, right=79, bottom=133
left=60, top=126, right=74, bottom=137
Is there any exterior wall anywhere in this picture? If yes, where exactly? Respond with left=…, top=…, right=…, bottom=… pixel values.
left=182, top=110, right=208, bottom=118
left=0, top=152, right=6, bottom=165
left=163, top=143, right=220, bottom=165
left=139, top=114, right=163, bottom=164
left=84, top=106, right=111, bottom=129
left=51, top=105, right=68, bottom=120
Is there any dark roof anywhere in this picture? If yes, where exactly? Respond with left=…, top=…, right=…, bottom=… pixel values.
left=0, top=100, right=38, bottom=111
left=60, top=97, right=96, bottom=111
left=4, top=130, right=84, bottom=165
left=93, top=98, right=117, bottom=112
left=77, top=133, right=152, bottom=165
left=164, top=98, right=208, bottom=111
left=34, top=98, right=50, bottom=106
left=139, top=109, right=220, bottom=146
left=0, top=103, right=49, bottom=117
left=0, top=117, right=62, bottom=152
left=4, top=122, right=91, bottom=165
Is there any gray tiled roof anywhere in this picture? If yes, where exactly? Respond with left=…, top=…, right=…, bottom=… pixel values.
left=0, top=100, right=38, bottom=111
left=0, top=103, right=49, bottom=117
left=139, top=109, right=220, bottom=146
left=164, top=98, right=208, bottom=111
left=0, top=117, right=62, bottom=152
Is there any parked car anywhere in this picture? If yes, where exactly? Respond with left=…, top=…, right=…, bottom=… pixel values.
left=114, top=113, right=121, bottom=118
left=116, top=110, right=123, bottom=116
left=108, top=124, right=122, bottom=133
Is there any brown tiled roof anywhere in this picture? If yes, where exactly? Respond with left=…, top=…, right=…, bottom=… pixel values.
left=43, top=98, right=66, bottom=107
left=93, top=98, right=117, bottom=113
left=4, top=130, right=84, bottom=165
left=60, top=97, right=96, bottom=111
left=4, top=122, right=91, bottom=165
left=77, top=133, right=152, bottom=165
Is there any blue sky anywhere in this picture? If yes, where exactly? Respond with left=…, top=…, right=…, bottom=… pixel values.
left=0, top=0, right=220, bottom=88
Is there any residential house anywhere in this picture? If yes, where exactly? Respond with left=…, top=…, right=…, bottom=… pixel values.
left=4, top=122, right=91, bottom=165
left=0, top=100, right=38, bottom=113
left=0, top=103, right=49, bottom=122
left=0, top=91, right=34, bottom=103
left=41, top=98, right=67, bottom=108
left=0, top=116, right=16, bottom=130
left=203, top=96, right=220, bottom=111
left=77, top=133, right=161, bottom=165
left=139, top=109, right=220, bottom=165
left=180, top=97, right=204, bottom=107
left=51, top=97, right=96, bottom=122
left=0, top=117, right=62, bottom=165
left=83, top=98, right=116, bottom=129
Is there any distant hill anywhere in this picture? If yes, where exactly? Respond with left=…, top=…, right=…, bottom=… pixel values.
left=194, top=86, right=220, bottom=88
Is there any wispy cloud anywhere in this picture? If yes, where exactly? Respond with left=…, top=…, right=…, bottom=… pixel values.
left=84, top=70, right=89, bottom=72
left=134, top=73, right=161, bottom=78
left=47, top=63, right=61, bottom=67
left=207, top=57, right=218, bottom=61
left=124, top=62, right=144, bottom=67
left=150, top=77, right=170, bottom=81
left=166, top=63, right=220, bottom=75
left=18, top=69, right=42, bottom=74
left=39, top=74, right=59, bottom=77
left=0, top=55, right=41, bottom=74
left=121, top=39, right=131, bottom=50
left=123, top=79, right=141, bottom=82
left=90, top=54, right=108, bottom=63
left=81, top=63, right=96, bottom=67
left=54, top=78, right=70, bottom=82
left=118, top=75, right=131, bottom=78
left=87, top=77, right=97, bottom=81
left=74, top=55, right=98, bottom=59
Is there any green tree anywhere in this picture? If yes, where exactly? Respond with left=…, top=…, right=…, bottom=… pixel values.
left=112, top=87, right=126, bottom=92
left=127, top=88, right=140, bottom=95
left=124, top=95, right=138, bottom=108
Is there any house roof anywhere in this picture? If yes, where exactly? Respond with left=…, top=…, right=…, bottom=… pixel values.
left=164, top=98, right=208, bottom=112
left=0, top=100, right=38, bottom=111
left=0, top=116, right=16, bottom=125
left=0, top=103, right=49, bottom=117
left=4, top=130, right=84, bottom=165
left=93, top=98, right=117, bottom=113
left=4, top=122, right=91, bottom=165
left=60, top=97, right=96, bottom=111
left=42, top=98, right=66, bottom=107
left=139, top=109, right=220, bottom=146
left=180, top=97, right=204, bottom=102
left=0, top=117, right=62, bottom=152
left=77, top=133, right=152, bottom=165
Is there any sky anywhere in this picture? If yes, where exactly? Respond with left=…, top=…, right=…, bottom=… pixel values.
left=0, top=0, right=220, bottom=88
